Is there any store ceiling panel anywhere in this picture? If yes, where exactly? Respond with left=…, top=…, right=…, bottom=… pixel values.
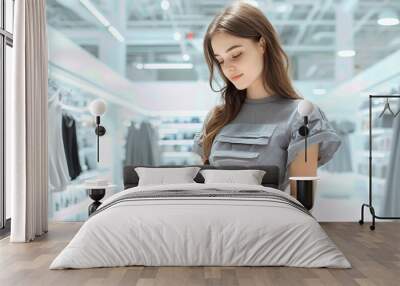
left=46, top=0, right=400, bottom=82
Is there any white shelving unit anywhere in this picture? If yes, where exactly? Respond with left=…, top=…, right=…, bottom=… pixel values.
left=159, top=139, right=195, bottom=146
left=157, top=116, right=205, bottom=165
left=159, top=123, right=203, bottom=131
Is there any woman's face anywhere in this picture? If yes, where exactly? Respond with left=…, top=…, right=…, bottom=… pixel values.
left=211, top=32, right=265, bottom=90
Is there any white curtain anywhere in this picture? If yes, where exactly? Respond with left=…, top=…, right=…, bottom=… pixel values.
left=8, top=0, right=48, bottom=242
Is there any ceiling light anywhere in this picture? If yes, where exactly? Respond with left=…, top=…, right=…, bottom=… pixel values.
left=80, top=0, right=110, bottom=27
left=108, top=26, right=125, bottom=42
left=377, top=9, right=399, bottom=26
left=275, top=3, right=292, bottom=13
left=182, top=54, right=190, bottom=61
left=79, top=0, right=125, bottom=43
left=136, top=63, right=144, bottom=69
left=142, top=63, right=193, bottom=70
left=313, top=88, right=327, bottom=95
left=312, top=31, right=334, bottom=42
left=337, top=49, right=356, bottom=57
left=243, top=0, right=258, bottom=7
left=161, top=0, right=170, bottom=10
left=173, top=32, right=181, bottom=41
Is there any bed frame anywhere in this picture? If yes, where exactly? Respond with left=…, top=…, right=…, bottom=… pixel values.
left=123, top=165, right=280, bottom=190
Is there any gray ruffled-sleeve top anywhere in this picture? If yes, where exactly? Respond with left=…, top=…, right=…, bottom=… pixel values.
left=193, top=94, right=342, bottom=191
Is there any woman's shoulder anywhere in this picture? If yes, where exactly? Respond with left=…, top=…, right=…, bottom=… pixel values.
left=270, top=96, right=304, bottom=117
left=281, top=97, right=321, bottom=112
left=278, top=97, right=328, bottom=128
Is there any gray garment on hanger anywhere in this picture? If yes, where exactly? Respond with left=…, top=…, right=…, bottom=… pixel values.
left=193, top=95, right=342, bottom=191
left=125, top=123, right=141, bottom=165
left=140, top=122, right=154, bottom=164
left=48, top=95, right=70, bottom=192
left=125, top=121, right=160, bottom=165
left=382, top=101, right=400, bottom=217
left=148, top=123, right=161, bottom=165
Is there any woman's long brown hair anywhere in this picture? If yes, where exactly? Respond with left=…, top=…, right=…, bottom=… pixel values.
left=201, top=1, right=302, bottom=163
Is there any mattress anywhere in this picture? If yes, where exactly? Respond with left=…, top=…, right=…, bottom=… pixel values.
left=50, top=183, right=351, bottom=269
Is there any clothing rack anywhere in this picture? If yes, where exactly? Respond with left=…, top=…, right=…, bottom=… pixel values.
left=60, top=103, right=88, bottom=114
left=48, top=80, right=89, bottom=114
left=359, top=94, right=400, bottom=230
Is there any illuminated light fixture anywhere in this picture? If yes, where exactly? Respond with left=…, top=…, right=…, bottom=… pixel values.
left=138, top=63, right=193, bottom=70
left=243, top=0, right=258, bottom=7
left=173, top=32, right=182, bottom=41
left=108, top=26, right=124, bottom=42
left=337, top=49, right=356, bottom=57
left=136, top=63, right=144, bottom=69
left=312, top=31, right=333, bottom=42
left=80, top=0, right=125, bottom=42
left=182, top=54, right=190, bottom=61
left=377, top=9, right=400, bottom=26
left=313, top=88, right=327, bottom=95
left=276, top=3, right=292, bottom=13
left=161, top=0, right=170, bottom=10
left=80, top=0, right=110, bottom=26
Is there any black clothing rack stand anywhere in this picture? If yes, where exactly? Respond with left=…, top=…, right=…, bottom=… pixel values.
left=359, top=95, right=400, bottom=230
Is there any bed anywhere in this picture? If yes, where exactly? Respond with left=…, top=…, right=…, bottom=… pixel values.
left=49, top=165, right=351, bottom=269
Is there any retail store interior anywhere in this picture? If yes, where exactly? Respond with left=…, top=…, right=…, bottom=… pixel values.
left=12, top=0, right=399, bottom=222
left=3, top=1, right=400, bottom=285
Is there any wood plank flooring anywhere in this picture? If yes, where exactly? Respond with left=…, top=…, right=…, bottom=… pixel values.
left=0, top=222, right=399, bottom=286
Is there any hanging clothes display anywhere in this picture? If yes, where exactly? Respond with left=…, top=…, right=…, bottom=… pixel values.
left=124, top=123, right=139, bottom=166
left=124, top=120, right=160, bottom=166
left=382, top=99, right=400, bottom=217
left=144, top=121, right=161, bottom=165
left=62, top=113, right=82, bottom=180
left=321, top=120, right=355, bottom=173
left=48, top=91, right=70, bottom=192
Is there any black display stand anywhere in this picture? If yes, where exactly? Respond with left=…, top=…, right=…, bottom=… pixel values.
left=289, top=176, right=319, bottom=211
left=87, top=188, right=106, bottom=216
left=359, top=95, right=400, bottom=230
left=296, top=180, right=315, bottom=210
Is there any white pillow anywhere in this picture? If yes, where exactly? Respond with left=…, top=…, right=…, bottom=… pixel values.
left=135, top=167, right=201, bottom=186
left=200, top=169, right=266, bottom=185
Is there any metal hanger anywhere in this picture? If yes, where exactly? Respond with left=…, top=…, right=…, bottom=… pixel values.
left=48, top=78, right=59, bottom=95
left=378, top=97, right=396, bottom=118
left=48, top=87, right=61, bottom=103
left=395, top=98, right=400, bottom=117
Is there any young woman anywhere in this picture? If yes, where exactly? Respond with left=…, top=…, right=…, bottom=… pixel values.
left=193, top=2, right=341, bottom=195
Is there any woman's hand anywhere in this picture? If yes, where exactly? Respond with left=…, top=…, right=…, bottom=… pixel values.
left=289, top=143, right=319, bottom=198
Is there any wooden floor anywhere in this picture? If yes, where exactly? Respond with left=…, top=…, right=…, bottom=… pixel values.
left=0, top=222, right=399, bottom=286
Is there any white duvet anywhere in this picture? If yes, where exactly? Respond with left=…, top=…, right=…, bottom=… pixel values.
left=50, top=183, right=351, bottom=269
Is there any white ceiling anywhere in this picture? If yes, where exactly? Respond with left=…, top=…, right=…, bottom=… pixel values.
left=46, top=0, right=400, bottom=82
